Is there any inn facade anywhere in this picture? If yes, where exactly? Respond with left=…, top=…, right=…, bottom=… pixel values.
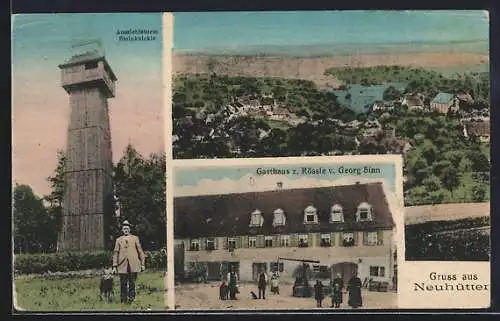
left=174, top=182, right=397, bottom=286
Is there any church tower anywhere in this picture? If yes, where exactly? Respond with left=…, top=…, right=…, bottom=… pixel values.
left=57, top=40, right=116, bottom=251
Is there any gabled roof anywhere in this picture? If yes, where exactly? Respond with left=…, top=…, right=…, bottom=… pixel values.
left=466, top=120, right=490, bottom=136
left=403, top=95, right=423, bottom=107
left=173, top=182, right=395, bottom=238
left=431, top=92, right=454, bottom=105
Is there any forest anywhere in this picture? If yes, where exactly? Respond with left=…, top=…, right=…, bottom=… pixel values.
left=173, top=68, right=490, bottom=206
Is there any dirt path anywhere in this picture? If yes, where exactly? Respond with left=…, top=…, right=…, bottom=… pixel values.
left=174, top=282, right=397, bottom=310
left=405, top=202, right=490, bottom=225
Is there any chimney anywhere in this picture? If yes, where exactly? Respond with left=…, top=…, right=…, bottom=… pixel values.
left=276, top=181, right=283, bottom=190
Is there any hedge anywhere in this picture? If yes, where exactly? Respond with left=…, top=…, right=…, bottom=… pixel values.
left=14, top=249, right=168, bottom=275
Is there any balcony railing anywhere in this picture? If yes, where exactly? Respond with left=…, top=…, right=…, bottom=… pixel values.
left=61, top=66, right=115, bottom=96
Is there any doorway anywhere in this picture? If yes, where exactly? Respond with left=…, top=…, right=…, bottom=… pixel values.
left=330, top=262, right=358, bottom=285
left=252, top=262, right=267, bottom=281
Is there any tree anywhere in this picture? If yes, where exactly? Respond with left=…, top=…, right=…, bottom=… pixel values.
left=471, top=184, right=487, bottom=202
left=383, top=86, right=402, bottom=101
left=420, top=140, right=438, bottom=164
left=44, top=150, right=66, bottom=250
left=466, top=150, right=490, bottom=173
left=440, top=166, right=461, bottom=197
left=406, top=186, right=427, bottom=205
left=422, top=175, right=442, bottom=192
left=13, top=184, right=51, bottom=254
left=114, top=145, right=167, bottom=251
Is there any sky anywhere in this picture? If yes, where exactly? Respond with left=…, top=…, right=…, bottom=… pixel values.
left=12, top=13, right=164, bottom=196
left=173, top=10, right=489, bottom=52
left=174, top=163, right=396, bottom=196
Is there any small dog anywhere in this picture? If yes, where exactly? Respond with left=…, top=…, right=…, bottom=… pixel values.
left=219, top=282, right=229, bottom=300
left=99, top=267, right=115, bottom=302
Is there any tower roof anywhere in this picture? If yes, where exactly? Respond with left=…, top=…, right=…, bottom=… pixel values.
left=58, top=52, right=118, bottom=81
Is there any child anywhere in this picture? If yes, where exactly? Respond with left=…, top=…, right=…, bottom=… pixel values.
left=219, top=281, right=229, bottom=300
left=270, top=273, right=280, bottom=295
left=99, top=267, right=114, bottom=302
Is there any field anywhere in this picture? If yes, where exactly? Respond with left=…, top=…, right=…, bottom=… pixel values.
left=13, top=271, right=168, bottom=311
left=405, top=215, right=490, bottom=261
left=173, top=52, right=489, bottom=89
left=174, top=281, right=397, bottom=310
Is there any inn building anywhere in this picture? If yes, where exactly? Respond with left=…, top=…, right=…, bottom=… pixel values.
left=174, top=182, right=397, bottom=286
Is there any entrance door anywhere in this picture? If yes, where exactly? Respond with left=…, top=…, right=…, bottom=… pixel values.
left=331, top=262, right=358, bottom=285
left=206, top=262, right=221, bottom=281
left=252, top=262, right=267, bottom=281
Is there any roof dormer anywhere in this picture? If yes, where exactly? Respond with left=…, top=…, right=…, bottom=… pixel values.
left=330, top=204, right=344, bottom=223
left=356, top=202, right=373, bottom=222
left=249, top=209, right=264, bottom=227
left=304, top=205, right=318, bottom=224
left=273, top=208, right=286, bottom=227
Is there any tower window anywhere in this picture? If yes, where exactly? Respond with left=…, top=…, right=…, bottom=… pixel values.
left=85, top=61, right=98, bottom=70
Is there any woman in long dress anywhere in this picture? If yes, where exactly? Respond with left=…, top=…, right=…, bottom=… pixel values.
left=347, top=272, right=362, bottom=308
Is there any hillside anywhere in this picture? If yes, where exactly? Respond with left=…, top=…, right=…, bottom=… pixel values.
left=172, top=52, right=489, bottom=89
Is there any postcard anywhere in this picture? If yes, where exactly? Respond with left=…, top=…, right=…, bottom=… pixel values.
left=167, top=155, right=404, bottom=310
left=169, top=10, right=491, bottom=309
left=12, top=13, right=171, bottom=311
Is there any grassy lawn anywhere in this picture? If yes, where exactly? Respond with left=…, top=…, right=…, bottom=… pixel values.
left=14, top=271, right=167, bottom=311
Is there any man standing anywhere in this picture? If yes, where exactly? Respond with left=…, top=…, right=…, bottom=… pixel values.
left=257, top=268, right=268, bottom=299
left=227, top=267, right=239, bottom=300
left=112, top=220, right=145, bottom=304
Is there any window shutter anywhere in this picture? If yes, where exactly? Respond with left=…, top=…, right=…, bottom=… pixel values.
left=223, top=237, right=228, bottom=250
left=363, top=232, right=369, bottom=246
left=315, top=233, right=321, bottom=247
left=331, top=233, right=336, bottom=246
left=236, top=236, right=242, bottom=249
left=353, top=232, right=358, bottom=245
left=241, top=235, right=248, bottom=248
left=377, top=231, right=384, bottom=245
left=257, top=235, right=265, bottom=248
left=308, top=233, right=314, bottom=246
left=200, top=238, right=206, bottom=250
left=273, top=235, right=279, bottom=247
left=340, top=232, right=345, bottom=246
left=290, top=234, right=298, bottom=247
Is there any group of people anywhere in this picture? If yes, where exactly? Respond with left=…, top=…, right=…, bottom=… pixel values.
left=219, top=268, right=363, bottom=309
left=257, top=270, right=281, bottom=299
left=314, top=273, right=363, bottom=309
left=219, top=269, right=281, bottom=301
